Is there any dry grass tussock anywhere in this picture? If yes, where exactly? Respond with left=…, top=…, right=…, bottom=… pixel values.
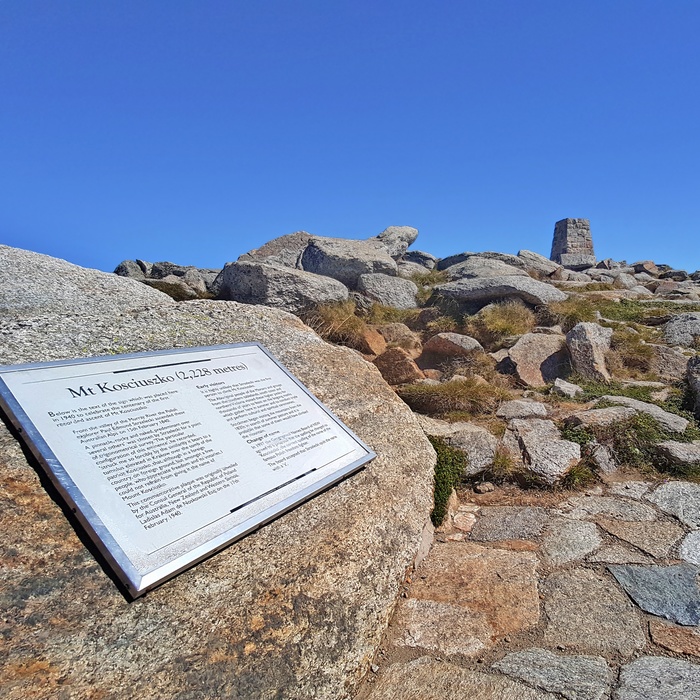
left=464, top=300, right=536, bottom=350
left=397, top=378, right=512, bottom=418
left=302, top=300, right=368, bottom=349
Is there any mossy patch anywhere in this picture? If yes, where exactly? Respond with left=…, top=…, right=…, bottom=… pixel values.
left=428, top=436, right=467, bottom=526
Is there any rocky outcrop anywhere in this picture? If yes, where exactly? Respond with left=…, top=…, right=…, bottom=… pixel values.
left=114, top=258, right=220, bottom=298
left=599, top=395, right=689, bottom=433
left=435, top=276, right=568, bottom=308
left=0, top=246, right=435, bottom=700
left=216, top=260, right=349, bottom=314
left=566, top=322, right=613, bottom=382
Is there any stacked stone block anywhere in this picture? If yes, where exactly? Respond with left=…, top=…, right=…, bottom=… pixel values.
left=550, top=218, right=596, bottom=270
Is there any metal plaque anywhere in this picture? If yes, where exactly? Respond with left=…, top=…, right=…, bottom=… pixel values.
left=0, top=343, right=374, bottom=596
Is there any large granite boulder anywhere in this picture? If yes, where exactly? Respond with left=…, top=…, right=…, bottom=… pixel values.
left=216, top=260, right=349, bottom=314
left=664, top=312, right=700, bottom=347
left=357, top=273, right=418, bottom=309
left=236, top=230, right=313, bottom=269
left=301, top=237, right=398, bottom=289
left=444, top=256, right=529, bottom=281
left=503, top=418, right=580, bottom=484
left=507, top=333, right=569, bottom=387
left=0, top=246, right=435, bottom=700
left=566, top=322, right=613, bottom=382
left=517, top=250, right=561, bottom=278
left=401, top=250, right=437, bottom=269
left=434, top=276, right=568, bottom=308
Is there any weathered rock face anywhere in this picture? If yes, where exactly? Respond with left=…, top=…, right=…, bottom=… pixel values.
left=236, top=230, right=313, bottom=268
left=550, top=218, right=596, bottom=269
left=435, top=276, right=568, bottom=308
left=0, top=246, right=436, bottom=700
left=517, top=250, right=562, bottom=278
left=370, top=225, right=419, bottom=258
left=300, top=237, right=398, bottom=289
left=507, top=333, right=569, bottom=387
left=216, top=260, right=350, bottom=314
left=377, top=323, right=423, bottom=358
left=357, top=273, right=418, bottom=309
left=504, top=418, right=580, bottom=484
left=2, top=245, right=174, bottom=315
left=372, top=347, right=425, bottom=385
left=401, top=250, right=436, bottom=269
left=566, top=322, right=613, bottom=382
left=444, top=256, right=528, bottom=281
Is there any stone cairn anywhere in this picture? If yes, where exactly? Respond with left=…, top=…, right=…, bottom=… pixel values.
left=550, top=218, right=596, bottom=270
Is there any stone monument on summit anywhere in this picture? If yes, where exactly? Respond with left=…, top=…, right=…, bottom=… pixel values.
left=550, top=218, right=596, bottom=270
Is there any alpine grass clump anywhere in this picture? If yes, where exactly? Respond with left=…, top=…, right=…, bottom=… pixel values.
left=397, top=379, right=512, bottom=418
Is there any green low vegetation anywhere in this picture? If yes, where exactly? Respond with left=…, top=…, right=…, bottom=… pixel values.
left=428, top=436, right=467, bottom=526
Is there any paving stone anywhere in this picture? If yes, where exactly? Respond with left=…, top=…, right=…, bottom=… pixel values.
left=615, top=656, right=700, bottom=700
left=680, top=531, right=700, bottom=566
left=647, top=481, right=700, bottom=528
left=649, top=619, right=700, bottom=658
left=543, top=568, right=646, bottom=656
left=541, top=519, right=602, bottom=566
left=587, top=544, right=653, bottom=565
left=393, top=599, right=488, bottom=657
left=364, top=657, right=558, bottom=700
left=409, top=541, right=540, bottom=644
left=493, top=647, right=612, bottom=700
left=608, top=563, right=700, bottom=625
left=564, top=495, right=657, bottom=522
left=469, top=506, right=549, bottom=542
left=609, top=481, right=652, bottom=500
left=598, top=519, right=684, bottom=559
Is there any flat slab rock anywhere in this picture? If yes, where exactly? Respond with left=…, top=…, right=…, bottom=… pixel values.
left=646, top=481, right=700, bottom=528
left=563, top=495, right=657, bottom=522
left=493, top=648, right=612, bottom=700
left=681, top=531, right=700, bottom=566
left=541, top=519, right=602, bottom=567
left=407, top=541, right=540, bottom=647
left=600, top=395, right=689, bottom=433
left=598, top=518, right=685, bottom=559
left=650, top=619, right=700, bottom=657
left=608, top=563, right=700, bottom=625
left=543, top=568, right=646, bottom=656
left=363, top=657, right=558, bottom=700
left=469, top=506, right=549, bottom=542
left=615, top=656, right=700, bottom=700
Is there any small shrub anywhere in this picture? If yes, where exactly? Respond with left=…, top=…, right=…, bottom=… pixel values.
left=428, top=436, right=467, bottom=526
left=302, top=300, right=368, bottom=349
left=464, top=301, right=536, bottom=350
left=397, top=379, right=512, bottom=417
left=424, top=315, right=461, bottom=336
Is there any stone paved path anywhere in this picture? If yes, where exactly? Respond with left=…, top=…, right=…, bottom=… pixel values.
left=356, top=478, right=700, bottom=700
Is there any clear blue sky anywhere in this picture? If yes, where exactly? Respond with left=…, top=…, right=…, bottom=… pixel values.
left=1, top=1, right=699, bottom=273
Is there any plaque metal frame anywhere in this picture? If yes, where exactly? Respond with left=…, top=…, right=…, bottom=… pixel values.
left=0, top=343, right=375, bottom=597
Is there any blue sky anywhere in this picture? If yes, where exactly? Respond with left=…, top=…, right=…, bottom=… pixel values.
left=1, top=1, right=699, bottom=273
